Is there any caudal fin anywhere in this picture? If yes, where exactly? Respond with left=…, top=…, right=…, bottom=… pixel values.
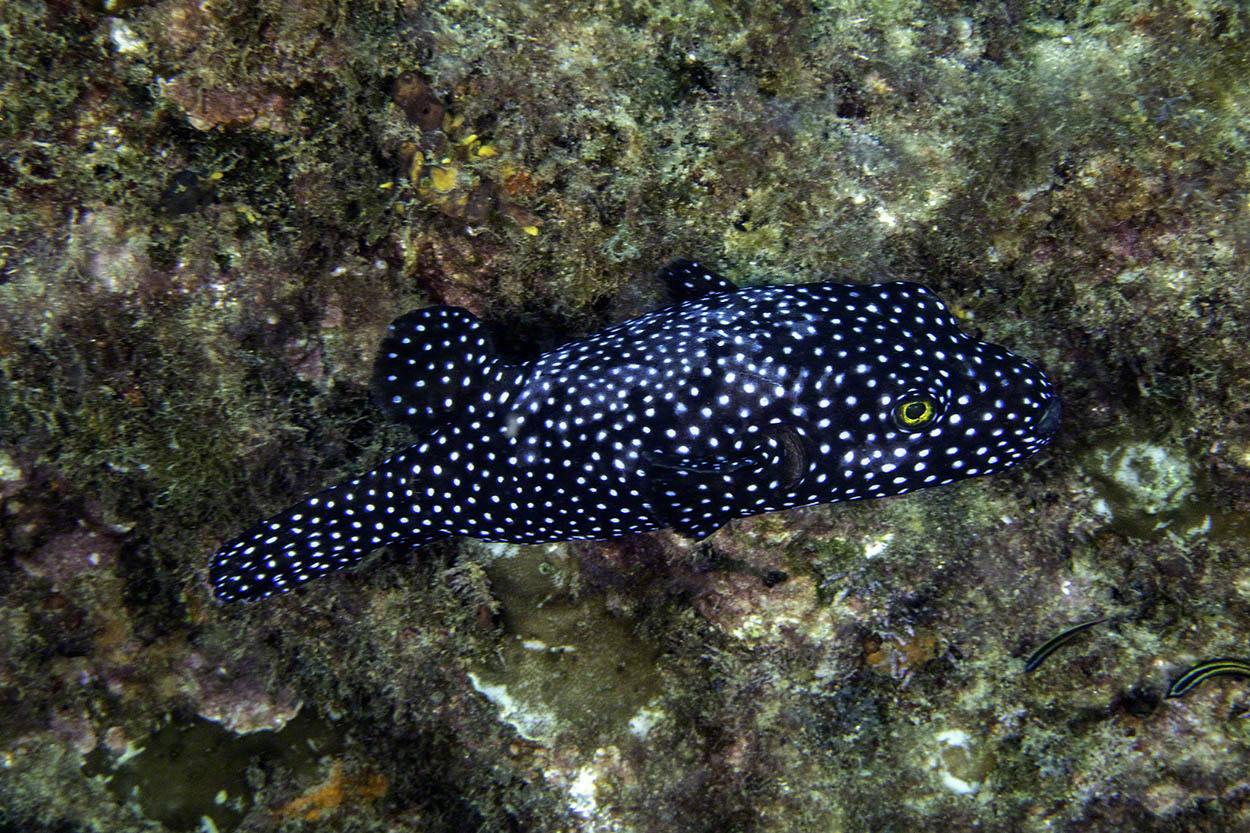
left=212, top=305, right=515, bottom=602
left=208, top=459, right=446, bottom=602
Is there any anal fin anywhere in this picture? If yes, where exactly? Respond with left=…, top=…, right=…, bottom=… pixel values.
left=370, top=306, right=508, bottom=431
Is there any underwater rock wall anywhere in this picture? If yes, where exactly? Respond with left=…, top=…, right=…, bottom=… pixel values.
left=2, top=1, right=1250, bottom=831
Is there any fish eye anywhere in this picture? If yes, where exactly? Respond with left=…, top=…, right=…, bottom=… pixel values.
left=893, top=397, right=938, bottom=431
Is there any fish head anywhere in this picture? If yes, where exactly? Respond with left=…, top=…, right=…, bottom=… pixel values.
left=815, top=282, right=1059, bottom=496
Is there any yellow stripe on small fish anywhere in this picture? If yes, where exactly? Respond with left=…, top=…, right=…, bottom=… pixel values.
left=1023, top=617, right=1106, bottom=673
left=1165, top=658, right=1250, bottom=699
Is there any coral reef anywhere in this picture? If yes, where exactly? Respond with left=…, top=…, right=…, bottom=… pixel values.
left=3, top=0, right=1250, bottom=831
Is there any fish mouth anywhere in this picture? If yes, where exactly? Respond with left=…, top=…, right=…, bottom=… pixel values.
left=1037, top=396, right=1061, bottom=437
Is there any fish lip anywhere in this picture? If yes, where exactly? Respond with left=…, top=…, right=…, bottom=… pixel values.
left=1037, top=396, right=1061, bottom=437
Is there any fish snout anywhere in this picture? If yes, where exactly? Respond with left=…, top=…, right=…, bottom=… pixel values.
left=1036, top=395, right=1061, bottom=438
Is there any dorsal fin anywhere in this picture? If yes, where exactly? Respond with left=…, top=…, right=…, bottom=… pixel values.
left=370, top=306, right=505, bottom=431
left=659, top=259, right=738, bottom=303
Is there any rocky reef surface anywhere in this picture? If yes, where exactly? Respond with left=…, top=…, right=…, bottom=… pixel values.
left=2, top=1, right=1249, bottom=831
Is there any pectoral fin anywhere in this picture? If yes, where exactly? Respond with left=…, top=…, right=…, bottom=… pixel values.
left=644, top=428, right=808, bottom=539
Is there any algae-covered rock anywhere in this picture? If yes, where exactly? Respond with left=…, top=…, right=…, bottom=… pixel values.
left=4, top=0, right=1250, bottom=831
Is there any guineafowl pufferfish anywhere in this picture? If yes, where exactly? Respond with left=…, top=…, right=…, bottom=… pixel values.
left=210, top=260, right=1059, bottom=602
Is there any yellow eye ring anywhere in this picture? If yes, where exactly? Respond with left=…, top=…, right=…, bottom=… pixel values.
left=894, top=398, right=936, bottom=430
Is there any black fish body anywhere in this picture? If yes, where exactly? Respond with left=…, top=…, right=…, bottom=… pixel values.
left=210, top=261, right=1059, bottom=602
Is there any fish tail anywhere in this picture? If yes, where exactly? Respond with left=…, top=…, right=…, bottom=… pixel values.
left=208, top=458, right=445, bottom=603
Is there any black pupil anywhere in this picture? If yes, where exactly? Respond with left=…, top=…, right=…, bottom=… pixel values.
left=904, top=402, right=927, bottom=420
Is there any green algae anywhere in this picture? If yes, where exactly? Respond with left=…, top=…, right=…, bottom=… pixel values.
left=465, top=541, right=663, bottom=746
left=83, top=710, right=342, bottom=832
left=1080, top=438, right=1250, bottom=547
left=1083, top=440, right=1197, bottom=536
